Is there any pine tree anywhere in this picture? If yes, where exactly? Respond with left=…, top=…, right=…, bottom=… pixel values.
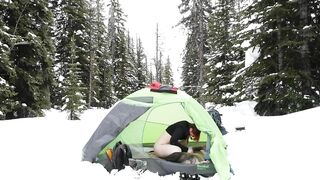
left=87, top=0, right=98, bottom=108
left=178, top=0, right=212, bottom=105
left=48, top=0, right=64, bottom=108
left=93, top=0, right=114, bottom=108
left=2, top=0, right=54, bottom=119
left=62, top=35, right=85, bottom=120
left=162, top=56, right=174, bottom=85
left=0, top=10, right=16, bottom=119
left=157, top=51, right=164, bottom=83
left=181, top=35, right=201, bottom=97
left=243, top=0, right=320, bottom=115
left=86, top=0, right=112, bottom=108
left=51, top=0, right=90, bottom=110
left=126, top=31, right=140, bottom=91
left=97, top=57, right=114, bottom=108
left=154, top=23, right=163, bottom=83
left=307, top=0, right=320, bottom=108
left=205, top=0, right=245, bottom=105
left=145, top=57, right=154, bottom=84
left=107, top=0, right=134, bottom=100
left=135, top=37, right=148, bottom=89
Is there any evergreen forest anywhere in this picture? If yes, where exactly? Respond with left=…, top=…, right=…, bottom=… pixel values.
left=1, top=0, right=319, bottom=120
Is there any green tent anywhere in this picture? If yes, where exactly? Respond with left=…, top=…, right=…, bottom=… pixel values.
left=82, top=87, right=230, bottom=180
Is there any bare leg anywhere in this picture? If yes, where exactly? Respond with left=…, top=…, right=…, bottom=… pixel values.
left=154, top=131, right=182, bottom=158
left=154, top=144, right=182, bottom=158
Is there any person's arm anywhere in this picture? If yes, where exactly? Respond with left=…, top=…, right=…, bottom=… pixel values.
left=169, top=129, right=188, bottom=152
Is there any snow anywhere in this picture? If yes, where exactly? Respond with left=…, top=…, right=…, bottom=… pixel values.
left=244, top=47, right=259, bottom=68
left=27, top=32, right=37, bottom=38
left=0, top=77, right=6, bottom=84
left=1, top=102, right=320, bottom=180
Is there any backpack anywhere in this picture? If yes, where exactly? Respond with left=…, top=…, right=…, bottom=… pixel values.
left=111, top=141, right=132, bottom=170
left=96, top=141, right=132, bottom=172
left=207, top=106, right=228, bottom=135
left=207, top=106, right=222, bottom=127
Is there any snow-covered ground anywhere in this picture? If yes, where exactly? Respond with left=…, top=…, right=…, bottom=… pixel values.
left=1, top=101, right=319, bottom=180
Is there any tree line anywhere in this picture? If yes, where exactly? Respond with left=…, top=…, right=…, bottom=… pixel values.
left=1, top=0, right=320, bottom=120
left=179, top=0, right=320, bottom=116
left=0, top=0, right=174, bottom=120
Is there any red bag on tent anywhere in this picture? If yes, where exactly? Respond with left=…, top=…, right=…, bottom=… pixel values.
left=149, top=81, right=178, bottom=94
left=149, top=81, right=162, bottom=90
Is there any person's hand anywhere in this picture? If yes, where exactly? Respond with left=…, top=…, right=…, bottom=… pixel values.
left=187, top=147, right=193, bottom=153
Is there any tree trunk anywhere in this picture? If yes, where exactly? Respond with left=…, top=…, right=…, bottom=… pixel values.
left=154, top=23, right=162, bottom=82
left=88, top=0, right=96, bottom=108
left=196, top=0, right=205, bottom=106
left=299, top=0, right=310, bottom=75
left=276, top=13, right=283, bottom=71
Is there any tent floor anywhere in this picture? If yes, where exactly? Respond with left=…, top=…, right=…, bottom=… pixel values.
left=129, top=157, right=216, bottom=177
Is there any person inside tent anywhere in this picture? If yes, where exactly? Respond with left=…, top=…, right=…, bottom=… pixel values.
left=154, top=120, right=201, bottom=159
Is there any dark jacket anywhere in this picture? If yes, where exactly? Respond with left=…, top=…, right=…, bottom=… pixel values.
left=166, top=121, right=190, bottom=152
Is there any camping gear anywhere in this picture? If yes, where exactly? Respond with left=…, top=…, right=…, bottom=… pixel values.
left=82, top=83, right=230, bottom=180
left=207, top=106, right=222, bottom=127
left=111, top=141, right=132, bottom=170
left=96, top=141, right=132, bottom=172
left=207, top=106, right=228, bottom=135
left=149, top=81, right=178, bottom=93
